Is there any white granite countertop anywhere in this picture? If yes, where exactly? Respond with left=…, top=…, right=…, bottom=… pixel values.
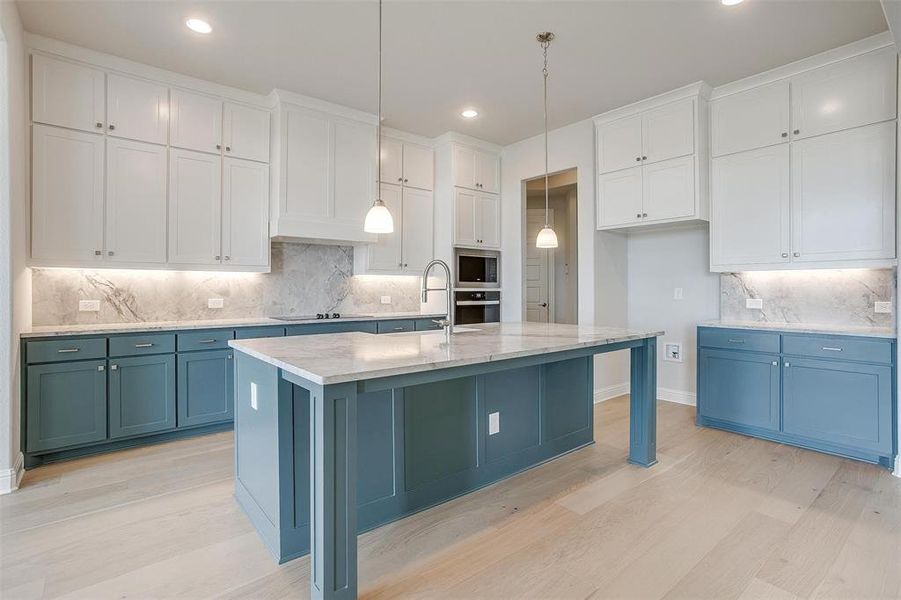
left=20, top=312, right=446, bottom=338
left=229, top=322, right=665, bottom=385
left=699, top=320, right=896, bottom=339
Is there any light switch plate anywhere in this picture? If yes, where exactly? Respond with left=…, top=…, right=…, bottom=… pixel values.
left=78, top=300, right=100, bottom=312
left=875, top=301, right=892, bottom=314
left=673, top=288, right=683, bottom=301
left=488, top=412, right=500, bottom=435
left=746, top=298, right=763, bottom=309
left=208, top=298, right=224, bottom=309
left=381, top=296, right=391, bottom=305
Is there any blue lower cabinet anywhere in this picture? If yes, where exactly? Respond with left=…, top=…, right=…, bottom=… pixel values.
left=377, top=320, right=415, bottom=334
left=414, top=318, right=443, bottom=331
left=698, top=349, right=780, bottom=432
left=783, top=358, right=893, bottom=455
left=26, top=359, right=107, bottom=452
left=109, top=355, right=177, bottom=439
left=235, top=327, right=286, bottom=340
left=177, top=349, right=234, bottom=427
left=285, top=321, right=378, bottom=336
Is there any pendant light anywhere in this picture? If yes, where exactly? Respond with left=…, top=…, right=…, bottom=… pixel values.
left=363, top=0, right=394, bottom=234
left=535, top=32, right=559, bottom=249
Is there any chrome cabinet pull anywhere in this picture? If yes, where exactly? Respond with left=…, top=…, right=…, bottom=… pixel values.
left=772, top=361, right=778, bottom=366
left=784, top=362, right=791, bottom=367
left=641, top=155, right=647, bottom=160
left=110, top=364, right=118, bottom=371
left=781, top=132, right=788, bottom=138
left=216, top=144, right=222, bottom=150
left=793, top=252, right=800, bottom=257
left=198, top=339, right=217, bottom=344
left=107, top=250, right=114, bottom=256
left=727, top=339, right=745, bottom=344
left=822, top=347, right=842, bottom=352
left=108, top=124, right=115, bottom=131
left=781, top=252, right=789, bottom=258
left=793, top=129, right=800, bottom=135
left=393, top=327, right=405, bottom=331
left=94, top=250, right=102, bottom=256
left=98, top=365, right=105, bottom=372
left=134, top=343, right=154, bottom=348
left=58, top=348, right=80, bottom=353
left=635, top=157, right=641, bottom=162
left=642, top=212, right=647, bottom=218
left=227, top=353, right=233, bottom=360
left=225, top=146, right=231, bottom=152
left=214, top=255, right=221, bottom=261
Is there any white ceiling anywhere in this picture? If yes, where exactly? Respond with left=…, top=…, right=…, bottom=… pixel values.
left=16, top=0, right=889, bottom=146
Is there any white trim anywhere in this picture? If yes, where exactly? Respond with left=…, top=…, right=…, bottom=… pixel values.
left=711, top=32, right=895, bottom=100
left=433, top=131, right=503, bottom=153
left=381, top=127, right=435, bottom=148
left=594, top=382, right=630, bottom=403
left=0, top=453, right=24, bottom=495
left=893, top=455, right=901, bottom=478
left=270, top=88, right=377, bottom=125
left=592, top=81, right=711, bottom=126
left=593, top=383, right=697, bottom=407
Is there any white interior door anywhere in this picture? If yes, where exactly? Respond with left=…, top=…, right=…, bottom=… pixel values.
left=596, top=115, right=643, bottom=174
left=170, top=89, right=223, bottom=154
left=367, top=184, right=404, bottom=270
left=168, top=148, right=222, bottom=266
left=106, top=74, right=169, bottom=144
left=222, top=158, right=270, bottom=267
left=402, top=142, right=434, bottom=190
left=525, top=209, right=555, bottom=323
left=597, top=166, right=642, bottom=228
left=401, top=187, right=434, bottom=271
left=710, top=80, right=790, bottom=157
left=223, top=102, right=270, bottom=162
left=454, top=188, right=478, bottom=246
left=379, top=138, right=404, bottom=185
left=31, top=54, right=105, bottom=133
left=641, top=98, right=694, bottom=164
left=105, top=138, right=167, bottom=264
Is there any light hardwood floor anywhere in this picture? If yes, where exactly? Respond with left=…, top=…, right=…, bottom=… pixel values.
left=2, top=396, right=900, bottom=600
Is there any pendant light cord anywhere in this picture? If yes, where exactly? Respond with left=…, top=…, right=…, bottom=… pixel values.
left=541, top=37, right=550, bottom=228
left=377, top=0, right=382, bottom=201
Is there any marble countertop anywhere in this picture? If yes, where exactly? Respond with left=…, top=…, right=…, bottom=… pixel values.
left=229, top=321, right=664, bottom=385
left=20, top=312, right=446, bottom=338
left=699, top=320, right=896, bottom=339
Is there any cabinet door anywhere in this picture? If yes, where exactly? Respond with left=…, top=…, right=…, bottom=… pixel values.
left=402, top=188, right=434, bottom=271
left=596, top=115, right=642, bottom=174
left=109, top=355, right=176, bottom=439
left=168, top=148, right=222, bottom=266
left=367, top=184, right=404, bottom=270
left=379, top=137, right=404, bottom=185
left=597, top=166, right=642, bottom=228
left=31, top=54, right=105, bottom=133
left=791, top=121, right=895, bottom=263
left=403, top=142, right=434, bottom=190
left=222, top=158, right=270, bottom=267
left=454, top=188, right=478, bottom=246
left=475, top=150, right=500, bottom=193
left=333, top=118, right=376, bottom=222
left=711, top=80, right=790, bottom=157
left=106, top=74, right=169, bottom=144
left=783, top=358, right=892, bottom=454
left=641, top=155, right=694, bottom=222
left=26, top=360, right=107, bottom=452
left=170, top=89, right=223, bottom=154
left=105, top=138, right=167, bottom=264
left=477, top=193, right=500, bottom=249
left=711, top=145, right=790, bottom=268
left=698, top=349, right=780, bottom=432
left=283, top=107, right=330, bottom=219
left=177, top=349, right=234, bottom=427
left=31, top=124, right=105, bottom=264
left=791, top=47, right=897, bottom=141
left=223, top=103, right=270, bottom=163
left=453, top=144, right=477, bottom=189
left=641, top=98, right=694, bottom=164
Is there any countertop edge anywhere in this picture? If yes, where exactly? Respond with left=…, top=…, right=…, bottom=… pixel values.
left=698, top=320, right=896, bottom=339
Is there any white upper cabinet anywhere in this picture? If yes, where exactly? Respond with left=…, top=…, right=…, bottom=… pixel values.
left=477, top=193, right=500, bottom=248
left=402, top=187, right=434, bottom=271
left=105, top=138, right=167, bottom=264
left=31, top=54, right=105, bottom=133
left=790, top=121, right=895, bottom=263
left=379, top=138, right=404, bottom=185
left=31, top=124, right=105, bottom=264
left=453, top=143, right=499, bottom=193
left=367, top=184, right=404, bottom=271
left=106, top=74, right=169, bottom=144
left=453, top=188, right=500, bottom=249
left=223, top=102, right=271, bottom=163
left=169, top=89, right=223, bottom=154
left=791, top=47, right=896, bottom=141
left=222, top=158, right=270, bottom=267
left=282, top=107, right=331, bottom=220
left=641, top=155, right=695, bottom=221
left=168, top=148, right=222, bottom=266
left=453, top=144, right=476, bottom=190
left=641, top=98, right=694, bottom=164
left=597, top=115, right=642, bottom=174
left=710, top=145, right=791, bottom=269
left=403, top=143, right=434, bottom=190
left=333, top=118, right=375, bottom=223
left=475, top=150, right=499, bottom=193
left=453, top=188, right=478, bottom=247
left=597, top=166, right=643, bottom=228
left=711, top=81, right=790, bottom=157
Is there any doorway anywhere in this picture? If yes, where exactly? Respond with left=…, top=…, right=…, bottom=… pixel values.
left=522, top=168, right=578, bottom=324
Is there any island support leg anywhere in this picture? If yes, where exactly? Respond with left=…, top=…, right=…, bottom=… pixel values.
left=309, top=382, right=358, bottom=600
left=629, top=337, right=658, bottom=467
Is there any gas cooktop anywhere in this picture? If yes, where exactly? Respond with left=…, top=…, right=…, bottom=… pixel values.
left=271, top=313, right=372, bottom=322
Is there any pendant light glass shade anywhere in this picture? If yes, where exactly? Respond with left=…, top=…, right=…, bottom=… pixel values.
left=536, top=226, right=558, bottom=249
left=536, top=32, right=558, bottom=250
left=364, top=198, right=394, bottom=233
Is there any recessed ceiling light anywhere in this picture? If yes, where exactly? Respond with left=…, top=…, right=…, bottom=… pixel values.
left=721, top=0, right=743, bottom=5
left=186, top=18, right=212, bottom=34
left=461, top=109, right=478, bottom=119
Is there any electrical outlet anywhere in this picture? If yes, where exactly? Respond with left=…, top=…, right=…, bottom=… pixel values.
left=250, top=382, right=258, bottom=411
left=380, top=296, right=391, bottom=305
left=664, top=342, right=683, bottom=363
left=875, top=301, right=892, bottom=314
left=78, top=300, right=100, bottom=312
left=488, top=412, right=500, bottom=435
left=746, top=298, right=763, bottom=309
left=673, top=288, right=683, bottom=300
left=208, top=298, right=224, bottom=309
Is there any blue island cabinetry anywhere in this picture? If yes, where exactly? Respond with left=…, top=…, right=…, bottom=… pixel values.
left=697, top=326, right=896, bottom=468
left=21, top=318, right=434, bottom=467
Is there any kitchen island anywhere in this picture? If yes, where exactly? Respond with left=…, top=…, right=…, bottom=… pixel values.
left=229, top=322, right=663, bottom=600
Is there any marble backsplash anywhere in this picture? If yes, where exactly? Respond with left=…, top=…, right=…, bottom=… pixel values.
left=721, top=269, right=896, bottom=328
left=32, top=243, right=424, bottom=326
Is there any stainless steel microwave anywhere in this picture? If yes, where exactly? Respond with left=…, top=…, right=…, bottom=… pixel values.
left=455, top=249, right=500, bottom=289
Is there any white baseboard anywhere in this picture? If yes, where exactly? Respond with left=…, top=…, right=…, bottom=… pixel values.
left=0, top=453, right=24, bottom=495
left=593, top=383, right=696, bottom=407
left=893, top=455, right=900, bottom=478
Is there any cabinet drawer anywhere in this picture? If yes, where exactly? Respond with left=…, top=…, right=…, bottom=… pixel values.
left=177, top=329, right=234, bottom=352
left=698, top=328, right=780, bottom=354
left=286, top=321, right=378, bottom=336
left=235, top=326, right=286, bottom=339
left=414, top=318, right=443, bottom=331
left=782, top=335, right=893, bottom=364
left=378, top=320, right=415, bottom=334
left=109, top=333, right=175, bottom=357
left=26, top=337, right=107, bottom=364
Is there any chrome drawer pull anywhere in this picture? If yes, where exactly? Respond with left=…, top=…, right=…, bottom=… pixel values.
left=134, top=343, right=154, bottom=348
left=198, top=339, right=217, bottom=344
left=393, top=327, right=405, bottom=331
left=57, top=348, right=80, bottom=353
left=821, top=347, right=842, bottom=352
left=727, top=339, right=745, bottom=344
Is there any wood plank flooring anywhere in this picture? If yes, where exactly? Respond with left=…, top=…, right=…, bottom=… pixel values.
left=2, top=396, right=899, bottom=599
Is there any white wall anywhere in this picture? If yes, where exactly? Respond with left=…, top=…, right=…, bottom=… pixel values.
left=0, top=0, right=29, bottom=493
left=627, top=226, right=720, bottom=404
left=500, top=118, right=629, bottom=397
